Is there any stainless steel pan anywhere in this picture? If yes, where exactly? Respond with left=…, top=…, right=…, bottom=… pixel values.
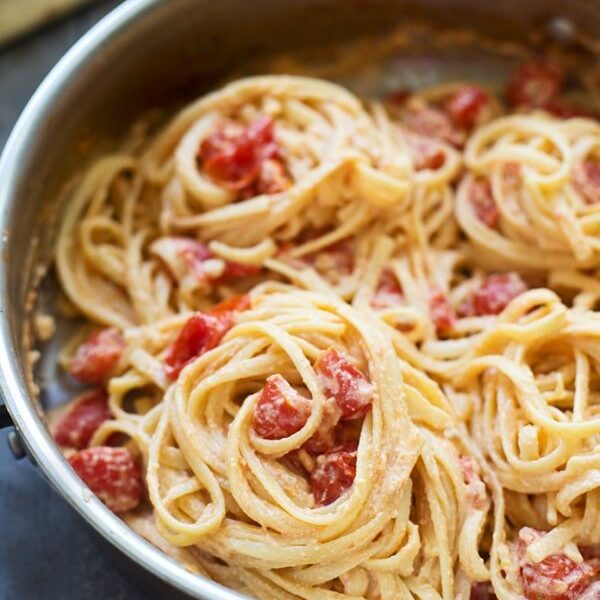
left=0, top=1, right=598, bottom=598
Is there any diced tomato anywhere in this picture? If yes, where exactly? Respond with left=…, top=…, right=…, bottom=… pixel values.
left=302, top=398, right=342, bottom=455
left=164, top=295, right=249, bottom=379
left=69, top=446, right=142, bottom=513
left=164, top=314, right=227, bottom=379
left=252, top=374, right=311, bottom=440
left=470, top=582, right=497, bottom=599
left=459, top=455, right=487, bottom=509
left=153, top=237, right=261, bottom=285
left=256, top=157, right=292, bottom=195
left=469, top=178, right=500, bottom=228
left=216, top=260, right=261, bottom=282
left=518, top=528, right=600, bottom=600
left=209, top=293, right=251, bottom=323
left=573, top=159, right=600, bottom=204
left=310, top=443, right=358, bottom=506
left=458, top=273, right=527, bottom=317
left=69, top=328, right=124, bottom=385
left=545, top=101, right=597, bottom=120
left=506, top=60, right=565, bottom=108
left=371, top=268, right=404, bottom=309
left=252, top=373, right=343, bottom=452
left=429, top=284, right=455, bottom=334
left=54, top=388, right=111, bottom=450
left=403, top=104, right=462, bottom=147
left=445, top=85, right=491, bottom=130
left=315, top=348, right=373, bottom=420
left=407, top=133, right=446, bottom=171
left=199, top=116, right=290, bottom=196
left=386, top=88, right=412, bottom=104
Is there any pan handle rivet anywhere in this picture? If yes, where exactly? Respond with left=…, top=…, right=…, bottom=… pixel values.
left=7, top=429, right=26, bottom=460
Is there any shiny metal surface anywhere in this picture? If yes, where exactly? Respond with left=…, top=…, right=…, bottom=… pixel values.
left=0, top=0, right=598, bottom=598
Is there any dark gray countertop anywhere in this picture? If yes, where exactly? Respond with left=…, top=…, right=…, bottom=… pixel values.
left=0, top=3, right=147, bottom=598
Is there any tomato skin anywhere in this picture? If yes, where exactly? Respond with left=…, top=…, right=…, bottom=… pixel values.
left=68, top=446, right=142, bottom=513
left=506, top=61, right=565, bottom=108
left=54, top=388, right=112, bottom=450
left=315, top=348, right=373, bottom=420
left=518, top=528, right=600, bottom=600
left=469, top=178, right=500, bottom=229
left=69, top=328, right=125, bottom=385
left=445, top=85, right=490, bottom=130
left=310, top=443, right=357, bottom=506
left=164, top=294, right=250, bottom=380
left=458, top=273, right=527, bottom=317
left=252, top=375, right=311, bottom=440
left=429, top=284, right=455, bottom=334
left=199, top=116, right=290, bottom=196
left=573, top=159, right=600, bottom=205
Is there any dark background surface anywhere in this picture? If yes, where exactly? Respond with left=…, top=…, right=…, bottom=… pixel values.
left=0, top=3, right=147, bottom=598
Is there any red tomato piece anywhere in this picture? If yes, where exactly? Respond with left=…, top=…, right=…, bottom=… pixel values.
left=545, top=101, right=597, bottom=120
left=573, top=160, right=600, bottom=204
left=54, top=388, right=112, bottom=450
left=506, top=61, right=565, bottom=108
left=210, top=293, right=251, bottom=323
left=69, top=446, right=142, bottom=513
left=386, top=88, right=412, bottom=104
left=371, top=268, right=404, bottom=309
left=154, top=237, right=261, bottom=284
left=315, top=348, right=373, bottom=420
left=429, top=284, right=455, bottom=334
left=470, top=582, right=497, bottom=599
left=403, top=104, right=462, bottom=147
left=164, top=314, right=226, bottom=379
left=301, top=398, right=342, bottom=455
left=252, top=374, right=312, bottom=440
left=458, top=273, right=527, bottom=317
left=469, top=178, right=500, bottom=228
left=407, top=133, right=446, bottom=171
left=445, top=85, right=491, bottom=130
left=459, top=455, right=487, bottom=509
left=199, top=116, right=289, bottom=196
left=518, top=528, right=599, bottom=600
left=310, top=443, right=358, bottom=506
left=216, top=260, right=261, bottom=282
left=69, top=328, right=125, bottom=385
left=164, top=295, right=249, bottom=379
left=256, top=157, right=292, bottom=195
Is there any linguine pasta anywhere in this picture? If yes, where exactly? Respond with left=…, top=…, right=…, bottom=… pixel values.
left=49, top=62, right=600, bottom=600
